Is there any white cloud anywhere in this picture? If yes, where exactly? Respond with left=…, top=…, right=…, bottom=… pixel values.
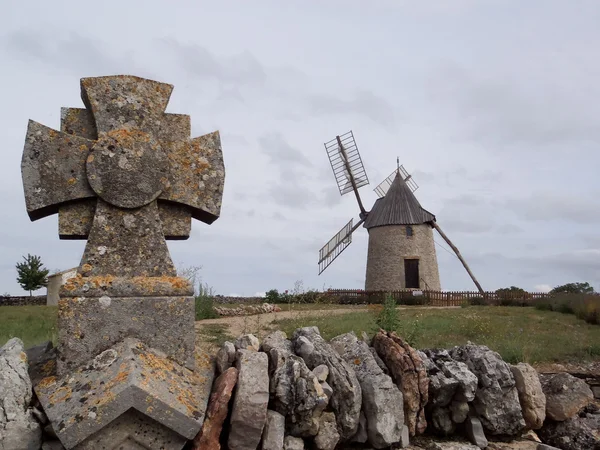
left=1, top=0, right=599, bottom=296
left=534, top=284, right=552, bottom=293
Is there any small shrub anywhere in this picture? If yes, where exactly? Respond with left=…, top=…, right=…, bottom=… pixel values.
left=375, top=294, right=400, bottom=331
left=557, top=303, right=575, bottom=315
left=265, top=289, right=280, bottom=303
left=469, top=296, right=486, bottom=306
left=535, top=301, right=553, bottom=311
left=195, top=295, right=218, bottom=320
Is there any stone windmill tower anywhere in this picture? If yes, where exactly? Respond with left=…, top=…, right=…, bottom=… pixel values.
left=318, top=131, right=483, bottom=293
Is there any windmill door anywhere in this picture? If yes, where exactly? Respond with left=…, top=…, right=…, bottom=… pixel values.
left=404, top=259, right=420, bottom=289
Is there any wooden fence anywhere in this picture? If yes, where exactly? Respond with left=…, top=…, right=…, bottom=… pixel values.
left=325, top=289, right=551, bottom=307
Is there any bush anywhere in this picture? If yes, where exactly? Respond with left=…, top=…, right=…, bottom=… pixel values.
left=265, top=289, right=280, bottom=303
left=534, top=293, right=600, bottom=325
left=470, top=296, right=487, bottom=306
left=375, top=294, right=400, bottom=331
left=195, top=295, right=218, bottom=320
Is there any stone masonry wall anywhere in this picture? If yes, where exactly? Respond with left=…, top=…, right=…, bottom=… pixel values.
left=365, top=224, right=441, bottom=291
left=0, top=295, right=47, bottom=306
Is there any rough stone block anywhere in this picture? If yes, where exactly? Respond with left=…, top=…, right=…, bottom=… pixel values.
left=228, top=349, right=269, bottom=450
left=56, top=296, right=195, bottom=375
left=35, top=338, right=212, bottom=449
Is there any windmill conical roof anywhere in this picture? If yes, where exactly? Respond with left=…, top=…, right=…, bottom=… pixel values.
left=363, top=171, right=436, bottom=229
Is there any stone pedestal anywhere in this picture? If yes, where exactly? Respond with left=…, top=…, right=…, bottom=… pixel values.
left=35, top=278, right=214, bottom=450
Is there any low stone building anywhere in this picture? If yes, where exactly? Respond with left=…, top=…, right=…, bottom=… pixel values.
left=364, top=172, right=441, bottom=291
left=45, top=268, right=77, bottom=306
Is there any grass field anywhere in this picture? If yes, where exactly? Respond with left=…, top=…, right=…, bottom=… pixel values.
left=275, top=306, right=600, bottom=364
left=0, top=305, right=57, bottom=348
left=3, top=304, right=600, bottom=366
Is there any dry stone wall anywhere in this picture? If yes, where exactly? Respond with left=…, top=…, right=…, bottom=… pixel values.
left=3, top=330, right=600, bottom=450
left=0, top=295, right=46, bottom=306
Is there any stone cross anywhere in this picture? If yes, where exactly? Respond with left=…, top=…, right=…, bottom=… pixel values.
left=21, top=75, right=224, bottom=450
left=22, top=75, right=224, bottom=278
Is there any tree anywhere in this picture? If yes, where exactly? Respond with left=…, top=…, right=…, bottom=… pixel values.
left=16, top=254, right=49, bottom=296
left=550, top=282, right=595, bottom=295
left=495, top=286, right=526, bottom=294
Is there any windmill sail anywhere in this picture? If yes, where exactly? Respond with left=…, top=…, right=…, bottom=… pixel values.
left=318, top=219, right=354, bottom=274
left=374, top=165, right=418, bottom=198
left=324, top=131, right=369, bottom=196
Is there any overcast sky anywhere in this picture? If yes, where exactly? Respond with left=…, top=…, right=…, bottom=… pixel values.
left=2, top=0, right=600, bottom=296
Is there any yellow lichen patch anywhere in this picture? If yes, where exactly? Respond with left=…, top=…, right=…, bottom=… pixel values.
left=49, top=386, right=72, bottom=404
left=40, top=359, right=56, bottom=376
left=81, top=264, right=93, bottom=273
left=79, top=144, right=87, bottom=151
left=67, top=177, right=77, bottom=185
left=20, top=352, right=27, bottom=362
left=37, top=376, right=57, bottom=390
left=87, top=155, right=94, bottom=163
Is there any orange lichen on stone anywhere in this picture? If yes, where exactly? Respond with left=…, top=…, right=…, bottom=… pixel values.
left=49, top=386, right=72, bottom=404
left=37, top=376, right=57, bottom=389
left=40, top=359, right=56, bottom=376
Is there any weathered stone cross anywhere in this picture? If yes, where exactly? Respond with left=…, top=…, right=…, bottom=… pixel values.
left=22, top=75, right=224, bottom=278
left=21, top=75, right=224, bottom=449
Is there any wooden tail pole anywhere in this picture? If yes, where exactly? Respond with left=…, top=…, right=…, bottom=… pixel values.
left=432, top=222, right=485, bottom=295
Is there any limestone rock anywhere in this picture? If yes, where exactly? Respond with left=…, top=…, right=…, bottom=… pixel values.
left=284, top=436, right=305, bottom=450
left=228, top=350, right=269, bottom=450
left=215, top=341, right=236, bottom=375
left=372, top=331, right=429, bottom=437
left=426, top=442, right=480, bottom=450
left=486, top=441, right=539, bottom=450
left=262, top=410, right=285, bottom=450
left=41, top=441, right=65, bottom=450
left=192, top=367, right=238, bottom=450
left=0, top=338, right=42, bottom=450
left=267, top=332, right=327, bottom=437
left=313, top=365, right=329, bottom=382
left=540, top=372, right=593, bottom=421
left=431, top=407, right=455, bottom=435
left=450, top=343, right=525, bottom=436
left=292, top=327, right=362, bottom=440
left=510, top=363, right=546, bottom=429
left=26, top=341, right=57, bottom=386
left=216, top=341, right=236, bottom=372
left=235, top=334, right=260, bottom=352
left=331, top=332, right=405, bottom=448
left=421, top=349, right=477, bottom=407
left=350, top=411, right=368, bottom=443
left=465, top=415, right=488, bottom=449
left=538, top=414, right=599, bottom=450
left=313, top=412, right=340, bottom=450
left=536, top=444, right=562, bottom=450
left=262, top=331, right=293, bottom=356
left=321, top=381, right=333, bottom=401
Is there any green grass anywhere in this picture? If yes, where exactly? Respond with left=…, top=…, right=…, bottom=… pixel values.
left=0, top=306, right=58, bottom=348
left=214, top=302, right=362, bottom=312
left=196, top=324, right=234, bottom=347
left=274, top=306, right=600, bottom=365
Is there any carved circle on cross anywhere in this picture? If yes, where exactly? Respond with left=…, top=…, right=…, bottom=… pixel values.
left=86, top=128, right=169, bottom=209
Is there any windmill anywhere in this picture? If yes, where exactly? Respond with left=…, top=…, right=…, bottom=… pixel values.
left=318, top=131, right=484, bottom=294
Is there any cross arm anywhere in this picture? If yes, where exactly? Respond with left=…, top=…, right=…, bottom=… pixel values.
left=21, top=120, right=95, bottom=221
left=160, top=131, right=225, bottom=224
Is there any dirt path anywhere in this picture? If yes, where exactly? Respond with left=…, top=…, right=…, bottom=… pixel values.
left=195, top=305, right=461, bottom=343
left=195, top=307, right=366, bottom=339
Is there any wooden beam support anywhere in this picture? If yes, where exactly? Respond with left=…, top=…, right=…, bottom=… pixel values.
left=432, top=222, right=485, bottom=295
